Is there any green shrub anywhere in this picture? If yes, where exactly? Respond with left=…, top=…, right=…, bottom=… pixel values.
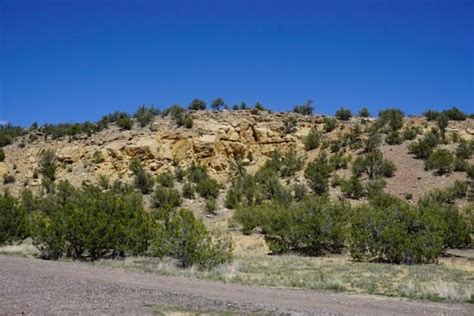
left=0, top=192, right=29, bottom=245
left=323, top=117, right=337, bottom=132
left=385, top=131, right=403, bottom=145
left=363, top=131, right=382, bottom=153
left=456, top=139, right=473, bottom=160
left=380, top=159, right=397, bottom=177
left=335, top=107, right=352, bottom=121
left=41, top=177, right=55, bottom=194
left=341, top=175, right=365, bottom=199
left=282, top=116, right=298, bottom=135
left=33, top=186, right=153, bottom=260
left=436, top=113, right=449, bottom=137
left=130, top=160, right=154, bottom=194
left=205, top=198, right=217, bottom=214
left=134, top=105, right=158, bottom=127
left=195, top=177, right=220, bottom=198
left=186, top=162, right=209, bottom=183
left=224, top=187, right=239, bottom=209
left=254, top=101, right=266, bottom=111
left=359, top=107, right=370, bottom=118
left=110, top=179, right=134, bottom=195
left=166, top=104, right=186, bottom=126
left=292, top=183, right=308, bottom=201
left=117, top=115, right=133, bottom=130
left=347, top=124, right=363, bottom=150
left=350, top=197, right=445, bottom=264
left=451, top=180, right=469, bottom=198
left=279, top=150, right=304, bottom=177
left=444, top=107, right=467, bottom=121
left=258, top=198, right=349, bottom=255
left=97, top=175, right=109, bottom=190
left=365, top=178, right=386, bottom=197
left=183, top=115, right=193, bottom=128
left=39, top=149, right=57, bottom=181
left=352, top=149, right=396, bottom=178
left=151, top=186, right=182, bottom=210
left=329, top=152, right=350, bottom=170
left=0, top=148, right=4, bottom=162
left=305, top=152, right=333, bottom=194
left=92, top=151, right=104, bottom=164
left=304, top=128, right=320, bottom=151
left=453, top=157, right=468, bottom=172
left=182, top=182, right=195, bottom=199
left=0, top=125, right=24, bottom=147
left=377, top=108, right=404, bottom=131
left=150, top=209, right=232, bottom=269
left=3, top=174, right=15, bottom=184
left=174, top=165, right=185, bottom=182
left=423, top=110, right=440, bottom=121
left=425, top=149, right=453, bottom=175
left=156, top=172, right=175, bottom=188
left=417, top=198, right=471, bottom=249
left=467, top=164, right=474, bottom=179
left=211, top=97, right=225, bottom=110
left=233, top=203, right=269, bottom=235
left=329, top=139, right=342, bottom=153
left=408, top=131, right=439, bottom=159
left=402, top=126, right=419, bottom=140
left=293, top=99, right=313, bottom=115
left=188, top=98, right=207, bottom=111
left=331, top=174, right=342, bottom=188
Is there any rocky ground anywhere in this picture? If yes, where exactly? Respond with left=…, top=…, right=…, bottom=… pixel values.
left=1, top=255, right=472, bottom=315
left=1, top=111, right=473, bottom=202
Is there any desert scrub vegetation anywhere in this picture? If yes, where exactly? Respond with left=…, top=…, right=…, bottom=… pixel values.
left=129, top=159, right=154, bottom=194
left=235, top=197, right=349, bottom=255
left=188, top=98, right=207, bottom=111
left=305, top=152, right=333, bottom=194
left=335, top=107, right=352, bottom=121
left=133, top=105, right=160, bottom=127
left=185, top=162, right=220, bottom=198
left=0, top=191, right=29, bottom=245
left=408, top=130, right=440, bottom=159
left=304, top=127, right=320, bottom=151
left=0, top=180, right=232, bottom=269
left=233, top=184, right=471, bottom=264
left=0, top=124, right=24, bottom=147
left=423, top=107, right=468, bottom=122
left=0, top=148, right=5, bottom=162
left=358, top=107, right=370, bottom=118
left=293, top=99, right=314, bottom=115
left=425, top=148, right=454, bottom=175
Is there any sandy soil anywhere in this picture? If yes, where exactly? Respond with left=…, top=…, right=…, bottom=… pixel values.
left=1, top=255, right=472, bottom=315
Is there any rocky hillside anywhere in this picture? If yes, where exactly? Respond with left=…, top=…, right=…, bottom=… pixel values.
left=1, top=110, right=473, bottom=203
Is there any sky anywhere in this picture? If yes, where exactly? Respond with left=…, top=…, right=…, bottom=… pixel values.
left=0, top=0, right=473, bottom=126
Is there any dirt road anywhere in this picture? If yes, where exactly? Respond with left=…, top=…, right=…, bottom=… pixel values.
left=0, top=255, right=471, bottom=315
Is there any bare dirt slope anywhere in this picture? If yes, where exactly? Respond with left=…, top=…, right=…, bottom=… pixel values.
left=0, top=255, right=471, bottom=316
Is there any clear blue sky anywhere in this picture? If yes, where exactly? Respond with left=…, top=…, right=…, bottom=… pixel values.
left=1, top=0, right=473, bottom=126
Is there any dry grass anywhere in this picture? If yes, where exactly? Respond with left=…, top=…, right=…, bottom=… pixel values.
left=3, top=237, right=472, bottom=303
left=0, top=238, right=39, bottom=257
left=93, top=254, right=474, bottom=303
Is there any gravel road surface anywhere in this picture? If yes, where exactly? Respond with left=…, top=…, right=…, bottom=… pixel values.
left=0, top=255, right=471, bottom=315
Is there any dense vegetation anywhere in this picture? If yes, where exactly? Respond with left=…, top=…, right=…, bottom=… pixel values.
left=0, top=158, right=233, bottom=269
left=234, top=181, right=471, bottom=263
